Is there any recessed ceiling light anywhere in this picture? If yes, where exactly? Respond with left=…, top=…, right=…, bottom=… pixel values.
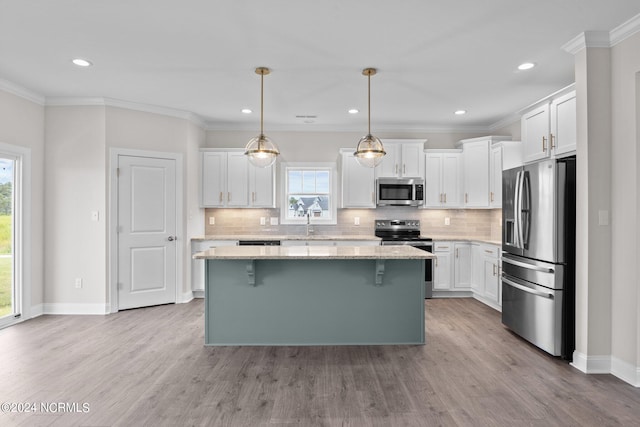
left=454, top=110, right=467, bottom=115
left=241, top=108, right=252, bottom=114
left=348, top=109, right=359, bottom=114
left=518, top=62, right=536, bottom=71
left=72, top=58, right=92, bottom=67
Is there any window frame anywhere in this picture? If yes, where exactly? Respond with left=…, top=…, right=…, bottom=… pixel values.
left=280, top=162, right=337, bottom=225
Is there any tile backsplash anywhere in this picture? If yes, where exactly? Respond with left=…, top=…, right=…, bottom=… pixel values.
left=204, top=207, right=501, bottom=241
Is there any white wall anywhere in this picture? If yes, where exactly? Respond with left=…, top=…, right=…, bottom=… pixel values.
left=105, top=106, right=204, bottom=299
left=610, top=31, right=640, bottom=381
left=0, top=90, right=44, bottom=314
left=44, top=106, right=107, bottom=312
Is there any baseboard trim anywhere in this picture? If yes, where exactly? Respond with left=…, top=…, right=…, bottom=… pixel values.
left=179, top=291, right=194, bottom=304
left=570, top=351, right=611, bottom=374
left=30, top=304, right=44, bottom=318
left=43, top=303, right=110, bottom=315
left=611, top=356, right=640, bottom=387
left=193, top=290, right=204, bottom=299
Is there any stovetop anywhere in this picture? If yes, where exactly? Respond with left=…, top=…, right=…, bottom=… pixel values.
left=374, top=219, right=432, bottom=242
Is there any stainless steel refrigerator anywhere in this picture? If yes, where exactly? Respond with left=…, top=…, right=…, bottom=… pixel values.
left=502, top=157, right=576, bottom=360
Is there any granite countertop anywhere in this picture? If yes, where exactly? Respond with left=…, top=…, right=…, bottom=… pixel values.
left=430, top=236, right=502, bottom=246
left=193, top=245, right=434, bottom=260
left=192, top=234, right=382, bottom=242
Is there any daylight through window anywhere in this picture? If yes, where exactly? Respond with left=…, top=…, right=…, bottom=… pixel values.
left=286, top=168, right=332, bottom=220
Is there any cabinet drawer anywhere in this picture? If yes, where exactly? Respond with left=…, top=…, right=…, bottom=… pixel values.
left=481, top=244, right=500, bottom=258
left=434, top=242, right=452, bottom=252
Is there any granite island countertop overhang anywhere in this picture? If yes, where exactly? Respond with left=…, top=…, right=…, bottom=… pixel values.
left=193, top=244, right=435, bottom=260
left=192, top=234, right=382, bottom=242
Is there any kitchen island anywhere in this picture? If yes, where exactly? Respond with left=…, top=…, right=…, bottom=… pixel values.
left=193, top=245, right=434, bottom=346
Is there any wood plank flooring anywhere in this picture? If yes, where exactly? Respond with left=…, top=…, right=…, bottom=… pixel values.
left=1, top=298, right=639, bottom=426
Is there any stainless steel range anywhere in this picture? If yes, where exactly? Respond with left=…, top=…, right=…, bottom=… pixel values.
left=375, top=219, right=433, bottom=298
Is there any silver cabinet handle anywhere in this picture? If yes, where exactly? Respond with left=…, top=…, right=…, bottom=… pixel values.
left=502, top=276, right=553, bottom=299
left=465, top=193, right=468, bottom=204
left=444, top=193, right=447, bottom=203
left=542, top=136, right=547, bottom=152
left=403, top=164, right=406, bottom=175
left=227, top=192, right=231, bottom=202
left=167, top=236, right=177, bottom=241
left=550, top=133, right=556, bottom=149
left=252, top=191, right=255, bottom=202
left=456, top=248, right=459, bottom=258
left=395, top=164, right=398, bottom=174
left=219, top=191, right=223, bottom=203
left=502, top=257, right=554, bottom=273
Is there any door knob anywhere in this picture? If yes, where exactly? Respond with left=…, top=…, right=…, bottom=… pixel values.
left=167, top=236, right=177, bottom=241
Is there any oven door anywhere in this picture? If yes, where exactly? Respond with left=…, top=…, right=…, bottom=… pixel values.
left=381, top=240, right=433, bottom=298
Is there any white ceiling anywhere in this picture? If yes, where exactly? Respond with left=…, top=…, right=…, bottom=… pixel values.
left=1, top=1, right=639, bottom=132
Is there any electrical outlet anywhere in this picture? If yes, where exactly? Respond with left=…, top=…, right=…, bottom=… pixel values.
left=354, top=217, right=360, bottom=226
left=270, top=217, right=278, bottom=226
left=209, top=217, right=215, bottom=225
left=74, top=278, right=83, bottom=289
left=260, top=217, right=266, bottom=226
left=444, top=217, right=450, bottom=226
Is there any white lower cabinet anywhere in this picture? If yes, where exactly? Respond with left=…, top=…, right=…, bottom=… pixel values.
left=471, top=243, right=501, bottom=310
left=433, top=242, right=453, bottom=291
left=453, top=242, right=471, bottom=290
left=191, top=240, right=238, bottom=295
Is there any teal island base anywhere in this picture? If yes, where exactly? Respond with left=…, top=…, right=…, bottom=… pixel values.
left=205, top=258, right=425, bottom=346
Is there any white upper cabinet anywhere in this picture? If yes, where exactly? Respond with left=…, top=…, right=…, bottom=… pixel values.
left=200, top=149, right=275, bottom=208
left=424, top=150, right=462, bottom=208
left=489, top=145, right=502, bottom=208
left=459, top=136, right=511, bottom=208
left=375, top=140, right=426, bottom=178
left=226, top=151, right=249, bottom=207
left=201, top=151, right=227, bottom=207
left=550, top=91, right=577, bottom=156
left=522, top=88, right=576, bottom=163
left=248, top=160, right=276, bottom=208
left=339, top=149, right=375, bottom=208
left=522, top=103, right=551, bottom=163
left=462, top=140, right=491, bottom=208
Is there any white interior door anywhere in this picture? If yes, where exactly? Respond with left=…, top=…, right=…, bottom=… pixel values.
left=117, top=155, right=177, bottom=310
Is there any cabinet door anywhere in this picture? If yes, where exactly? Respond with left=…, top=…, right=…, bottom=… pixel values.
left=550, top=91, right=576, bottom=156
left=442, top=153, right=462, bottom=207
left=489, top=146, right=502, bottom=208
left=433, top=251, right=452, bottom=290
left=522, top=103, right=550, bottom=163
left=342, top=153, right=375, bottom=208
left=201, top=152, right=226, bottom=207
left=226, top=152, right=249, bottom=207
left=471, top=244, right=484, bottom=293
left=453, top=243, right=471, bottom=289
left=424, top=154, right=443, bottom=207
left=248, top=163, right=275, bottom=208
left=376, top=144, right=401, bottom=178
left=401, top=143, right=424, bottom=177
left=463, top=141, right=490, bottom=207
left=484, top=258, right=499, bottom=302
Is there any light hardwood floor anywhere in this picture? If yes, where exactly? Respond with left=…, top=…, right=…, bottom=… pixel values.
left=1, top=298, right=639, bottom=426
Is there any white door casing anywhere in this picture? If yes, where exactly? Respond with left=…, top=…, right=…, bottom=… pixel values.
left=116, top=154, right=178, bottom=310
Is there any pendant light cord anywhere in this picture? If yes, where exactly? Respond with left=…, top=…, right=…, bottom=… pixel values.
left=260, top=71, right=264, bottom=137
left=367, top=72, right=371, bottom=136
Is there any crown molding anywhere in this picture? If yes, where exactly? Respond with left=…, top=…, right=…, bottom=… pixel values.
left=0, top=78, right=45, bottom=105
left=610, top=13, right=640, bottom=46
left=45, top=96, right=207, bottom=128
left=488, top=114, right=520, bottom=132
left=563, top=12, right=640, bottom=54
left=562, top=31, right=611, bottom=54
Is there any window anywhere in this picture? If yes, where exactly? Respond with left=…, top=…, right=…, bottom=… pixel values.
left=281, top=163, right=337, bottom=224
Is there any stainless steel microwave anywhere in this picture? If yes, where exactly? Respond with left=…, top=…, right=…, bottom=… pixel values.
left=376, top=177, right=424, bottom=207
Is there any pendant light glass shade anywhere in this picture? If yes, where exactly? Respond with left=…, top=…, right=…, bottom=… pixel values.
left=245, top=67, right=279, bottom=168
left=354, top=68, right=385, bottom=168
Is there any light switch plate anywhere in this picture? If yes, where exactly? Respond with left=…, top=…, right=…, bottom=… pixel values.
left=209, top=217, right=215, bottom=225
left=354, top=217, right=360, bottom=226
left=260, top=217, right=266, bottom=225
left=270, top=217, right=278, bottom=226
left=444, top=217, right=450, bottom=226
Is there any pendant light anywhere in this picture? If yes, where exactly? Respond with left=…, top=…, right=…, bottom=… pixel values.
left=244, top=67, right=280, bottom=168
left=354, top=68, right=386, bottom=168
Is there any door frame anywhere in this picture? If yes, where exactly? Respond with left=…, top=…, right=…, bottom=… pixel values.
left=0, top=142, right=31, bottom=327
left=108, top=148, right=184, bottom=313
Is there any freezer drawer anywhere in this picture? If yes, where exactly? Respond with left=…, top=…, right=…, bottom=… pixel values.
left=502, top=274, right=563, bottom=356
left=501, top=253, right=565, bottom=290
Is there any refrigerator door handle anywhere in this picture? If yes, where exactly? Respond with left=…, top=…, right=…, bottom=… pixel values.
left=502, top=277, right=554, bottom=299
left=502, top=257, right=554, bottom=273
left=513, top=171, right=522, bottom=248
left=516, top=171, right=526, bottom=249
left=522, top=171, right=531, bottom=247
